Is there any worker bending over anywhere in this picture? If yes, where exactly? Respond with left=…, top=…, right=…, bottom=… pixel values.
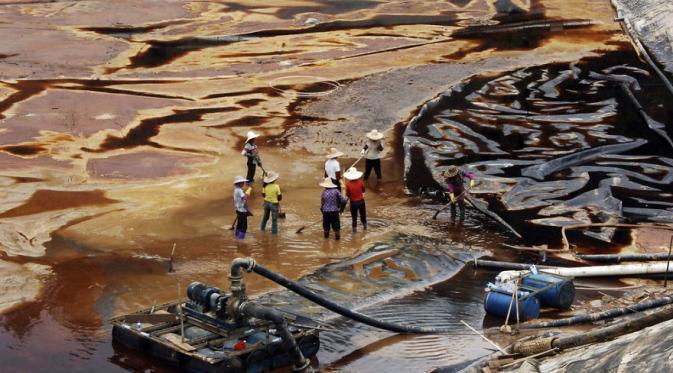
left=443, top=165, right=475, bottom=218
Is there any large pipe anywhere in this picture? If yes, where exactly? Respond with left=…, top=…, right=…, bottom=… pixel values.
left=519, top=296, right=673, bottom=329
left=552, top=303, right=673, bottom=350
left=513, top=304, right=673, bottom=356
left=233, top=258, right=463, bottom=334
left=576, top=253, right=673, bottom=262
left=474, top=259, right=553, bottom=271
left=238, top=301, right=311, bottom=372
left=474, top=259, right=673, bottom=278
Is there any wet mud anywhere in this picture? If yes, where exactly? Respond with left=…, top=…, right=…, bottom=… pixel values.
left=0, top=189, right=117, bottom=219
left=0, top=0, right=666, bottom=372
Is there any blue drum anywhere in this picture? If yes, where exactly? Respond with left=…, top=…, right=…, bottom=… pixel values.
left=522, top=273, right=575, bottom=309
left=484, top=289, right=540, bottom=321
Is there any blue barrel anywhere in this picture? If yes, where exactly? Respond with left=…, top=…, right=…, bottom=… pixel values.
left=522, top=273, right=575, bottom=309
left=484, top=289, right=540, bottom=321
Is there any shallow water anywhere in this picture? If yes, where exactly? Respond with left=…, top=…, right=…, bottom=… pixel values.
left=0, top=0, right=667, bottom=372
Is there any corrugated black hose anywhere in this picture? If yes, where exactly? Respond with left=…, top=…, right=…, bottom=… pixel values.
left=250, top=261, right=456, bottom=334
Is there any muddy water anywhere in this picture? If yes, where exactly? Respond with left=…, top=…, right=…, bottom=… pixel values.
left=0, top=0, right=662, bottom=372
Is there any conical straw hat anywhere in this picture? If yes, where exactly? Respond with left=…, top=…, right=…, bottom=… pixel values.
left=326, top=147, right=344, bottom=159
left=344, top=167, right=363, bottom=180
left=319, top=177, right=338, bottom=188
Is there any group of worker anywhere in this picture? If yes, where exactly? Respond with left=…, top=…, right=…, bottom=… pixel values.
left=232, top=129, right=386, bottom=240
left=233, top=128, right=475, bottom=240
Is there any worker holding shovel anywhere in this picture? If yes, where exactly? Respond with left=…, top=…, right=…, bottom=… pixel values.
left=320, top=177, right=346, bottom=240
left=362, top=129, right=384, bottom=181
left=242, top=131, right=262, bottom=183
left=443, top=165, right=475, bottom=219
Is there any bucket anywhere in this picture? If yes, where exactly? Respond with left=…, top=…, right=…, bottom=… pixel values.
left=522, top=273, right=575, bottom=309
left=484, top=289, right=540, bottom=321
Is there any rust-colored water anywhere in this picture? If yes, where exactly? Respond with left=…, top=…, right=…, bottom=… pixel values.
left=0, top=0, right=661, bottom=371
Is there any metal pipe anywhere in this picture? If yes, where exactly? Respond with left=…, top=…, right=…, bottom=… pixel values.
left=474, top=259, right=673, bottom=278
left=473, top=259, right=552, bottom=271
left=576, top=253, right=673, bottom=262
left=229, top=257, right=256, bottom=297
left=551, top=303, right=673, bottom=350
left=519, top=296, right=673, bottom=329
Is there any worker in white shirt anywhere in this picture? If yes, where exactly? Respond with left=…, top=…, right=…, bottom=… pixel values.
left=362, top=129, right=384, bottom=180
left=324, top=147, right=344, bottom=192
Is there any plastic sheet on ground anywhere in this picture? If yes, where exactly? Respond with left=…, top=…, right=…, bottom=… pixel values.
left=533, top=317, right=673, bottom=372
left=612, top=0, right=673, bottom=74
left=404, top=49, right=673, bottom=243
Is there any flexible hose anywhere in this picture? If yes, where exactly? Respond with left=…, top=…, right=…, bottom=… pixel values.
left=251, top=262, right=456, bottom=334
left=239, top=301, right=311, bottom=372
left=519, top=296, right=673, bottom=329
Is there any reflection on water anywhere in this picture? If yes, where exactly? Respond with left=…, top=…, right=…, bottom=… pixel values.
left=321, top=267, right=494, bottom=372
left=0, top=0, right=655, bottom=371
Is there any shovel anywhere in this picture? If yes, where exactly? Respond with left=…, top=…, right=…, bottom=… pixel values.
left=296, top=219, right=321, bottom=234
left=432, top=188, right=469, bottom=219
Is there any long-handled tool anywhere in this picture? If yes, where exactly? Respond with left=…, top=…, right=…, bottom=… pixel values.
left=228, top=215, right=238, bottom=230
left=296, top=219, right=321, bottom=234
left=347, top=152, right=366, bottom=171
left=432, top=187, right=469, bottom=219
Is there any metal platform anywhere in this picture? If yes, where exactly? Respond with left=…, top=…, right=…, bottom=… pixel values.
left=111, top=300, right=320, bottom=372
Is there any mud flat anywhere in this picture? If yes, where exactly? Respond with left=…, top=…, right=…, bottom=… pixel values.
left=0, top=0, right=670, bottom=371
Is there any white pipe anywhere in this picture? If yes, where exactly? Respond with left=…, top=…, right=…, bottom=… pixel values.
left=539, top=262, right=673, bottom=277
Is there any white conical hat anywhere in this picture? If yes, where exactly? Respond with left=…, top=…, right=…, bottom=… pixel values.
left=366, top=129, right=384, bottom=140
left=319, top=177, right=338, bottom=188
left=246, top=131, right=260, bottom=142
left=326, top=147, right=344, bottom=159
left=233, top=175, right=248, bottom=185
left=343, top=167, right=363, bottom=180
left=263, top=171, right=279, bottom=183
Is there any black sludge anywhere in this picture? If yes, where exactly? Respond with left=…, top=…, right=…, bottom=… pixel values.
left=404, top=49, right=673, bottom=244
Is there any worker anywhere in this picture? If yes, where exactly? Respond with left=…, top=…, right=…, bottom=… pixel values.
left=320, top=177, right=346, bottom=240
left=362, top=129, right=384, bottom=180
left=260, top=171, right=281, bottom=234
left=443, top=165, right=475, bottom=218
left=324, top=147, right=344, bottom=191
left=344, top=167, right=366, bottom=232
left=233, top=176, right=252, bottom=239
left=242, top=131, right=262, bottom=183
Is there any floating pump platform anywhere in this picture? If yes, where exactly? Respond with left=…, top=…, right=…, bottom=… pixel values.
left=111, top=297, right=319, bottom=372
left=112, top=258, right=322, bottom=372
left=112, top=257, right=470, bottom=372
